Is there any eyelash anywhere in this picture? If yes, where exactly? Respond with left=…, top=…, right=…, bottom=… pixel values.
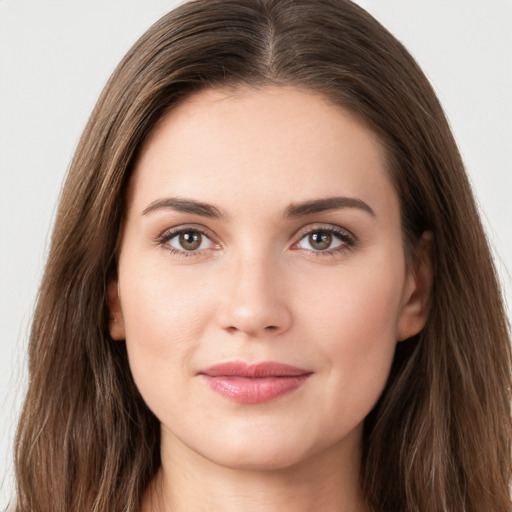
left=156, top=224, right=356, bottom=258
left=156, top=224, right=219, bottom=259
left=292, top=225, right=356, bottom=256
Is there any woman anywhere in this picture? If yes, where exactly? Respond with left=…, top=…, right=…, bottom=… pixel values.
left=13, top=0, right=512, bottom=511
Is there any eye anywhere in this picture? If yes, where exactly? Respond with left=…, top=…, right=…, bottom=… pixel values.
left=168, top=230, right=210, bottom=251
left=295, top=227, right=354, bottom=253
left=158, top=227, right=218, bottom=255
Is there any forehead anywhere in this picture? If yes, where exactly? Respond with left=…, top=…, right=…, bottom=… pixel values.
left=129, top=86, right=397, bottom=221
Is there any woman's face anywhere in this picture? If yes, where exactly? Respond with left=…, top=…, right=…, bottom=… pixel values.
left=110, top=86, right=429, bottom=471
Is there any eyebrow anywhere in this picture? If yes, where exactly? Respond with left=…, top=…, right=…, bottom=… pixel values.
left=284, top=196, right=375, bottom=218
left=142, top=197, right=226, bottom=218
left=141, top=195, right=375, bottom=219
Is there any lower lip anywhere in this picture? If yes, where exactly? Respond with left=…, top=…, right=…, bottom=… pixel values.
left=201, top=375, right=311, bottom=403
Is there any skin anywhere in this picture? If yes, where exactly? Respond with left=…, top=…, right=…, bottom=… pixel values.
left=109, top=86, right=432, bottom=512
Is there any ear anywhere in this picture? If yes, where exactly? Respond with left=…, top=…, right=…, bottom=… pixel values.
left=397, top=231, right=434, bottom=341
left=107, top=279, right=126, bottom=340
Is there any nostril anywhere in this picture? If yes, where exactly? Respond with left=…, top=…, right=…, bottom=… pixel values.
left=225, top=325, right=278, bottom=335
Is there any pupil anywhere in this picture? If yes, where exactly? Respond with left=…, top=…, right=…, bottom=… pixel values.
left=310, top=232, right=331, bottom=250
left=180, top=231, right=201, bottom=250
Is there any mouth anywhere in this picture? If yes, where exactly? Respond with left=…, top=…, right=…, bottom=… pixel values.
left=198, top=361, right=313, bottom=404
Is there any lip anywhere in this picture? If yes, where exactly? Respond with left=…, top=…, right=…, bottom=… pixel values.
left=198, top=361, right=312, bottom=404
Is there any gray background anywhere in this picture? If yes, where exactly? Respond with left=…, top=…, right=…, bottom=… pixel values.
left=1, top=0, right=511, bottom=506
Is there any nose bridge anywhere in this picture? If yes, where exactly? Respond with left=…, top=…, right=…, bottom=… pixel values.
left=219, top=243, right=291, bottom=337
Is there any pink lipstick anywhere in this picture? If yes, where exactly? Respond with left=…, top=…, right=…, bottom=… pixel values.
left=199, top=361, right=312, bottom=403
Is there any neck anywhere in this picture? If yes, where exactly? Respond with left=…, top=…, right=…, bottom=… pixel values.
left=143, top=426, right=369, bottom=512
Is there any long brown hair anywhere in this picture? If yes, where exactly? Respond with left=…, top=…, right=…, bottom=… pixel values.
left=14, top=1, right=511, bottom=511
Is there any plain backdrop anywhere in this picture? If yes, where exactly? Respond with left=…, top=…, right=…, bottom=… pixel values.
left=1, top=0, right=511, bottom=506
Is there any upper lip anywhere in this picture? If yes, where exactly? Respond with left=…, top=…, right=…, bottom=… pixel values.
left=199, top=361, right=312, bottom=378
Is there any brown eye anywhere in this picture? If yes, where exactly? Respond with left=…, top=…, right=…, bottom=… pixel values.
left=166, top=229, right=212, bottom=252
left=179, top=231, right=202, bottom=250
left=296, top=228, right=349, bottom=253
left=308, top=232, right=332, bottom=250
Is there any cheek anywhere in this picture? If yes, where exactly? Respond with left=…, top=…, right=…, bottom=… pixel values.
left=118, top=262, right=216, bottom=412
left=299, top=254, right=403, bottom=340
left=120, top=255, right=217, bottom=339
left=295, top=254, right=404, bottom=416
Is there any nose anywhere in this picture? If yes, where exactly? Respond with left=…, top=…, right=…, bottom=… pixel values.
left=217, top=251, right=292, bottom=338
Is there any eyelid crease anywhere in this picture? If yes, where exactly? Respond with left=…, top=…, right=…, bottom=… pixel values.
left=290, top=222, right=356, bottom=243
left=155, top=224, right=219, bottom=247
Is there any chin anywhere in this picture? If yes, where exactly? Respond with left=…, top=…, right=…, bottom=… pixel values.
left=208, top=443, right=310, bottom=472
left=189, top=415, right=364, bottom=475
left=196, top=423, right=338, bottom=473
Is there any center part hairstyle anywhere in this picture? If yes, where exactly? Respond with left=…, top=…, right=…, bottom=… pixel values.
left=14, top=1, right=512, bottom=511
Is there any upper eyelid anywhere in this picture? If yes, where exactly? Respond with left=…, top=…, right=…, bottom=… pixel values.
left=157, top=223, right=218, bottom=242
left=291, top=223, right=355, bottom=241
